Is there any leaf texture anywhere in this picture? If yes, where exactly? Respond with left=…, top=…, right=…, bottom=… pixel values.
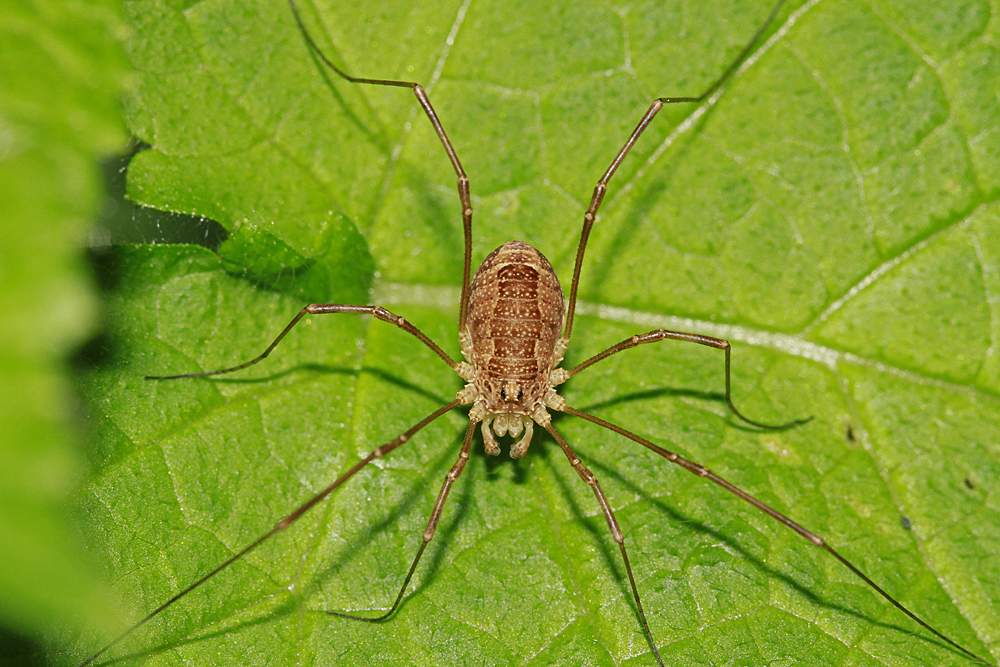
left=66, top=1, right=1000, bottom=666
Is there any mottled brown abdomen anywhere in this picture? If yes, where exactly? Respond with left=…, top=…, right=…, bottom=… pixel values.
left=466, top=240, right=564, bottom=414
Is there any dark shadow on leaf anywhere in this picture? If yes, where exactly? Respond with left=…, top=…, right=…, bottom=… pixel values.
left=542, top=427, right=628, bottom=605
left=91, top=142, right=230, bottom=253
left=97, top=430, right=468, bottom=665
left=576, top=386, right=722, bottom=413
left=186, top=363, right=454, bottom=408
left=94, top=593, right=302, bottom=667
left=71, top=330, right=118, bottom=371
left=402, top=451, right=477, bottom=612
left=573, top=386, right=792, bottom=433
left=0, top=628, right=46, bottom=667
left=553, top=409, right=948, bottom=654
left=86, top=412, right=966, bottom=666
left=304, top=46, right=390, bottom=156
left=303, top=427, right=467, bottom=611
left=582, top=120, right=703, bottom=299
left=482, top=435, right=531, bottom=486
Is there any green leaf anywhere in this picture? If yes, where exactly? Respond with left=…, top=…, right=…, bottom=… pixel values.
left=0, top=0, right=131, bottom=654
left=65, top=0, right=999, bottom=666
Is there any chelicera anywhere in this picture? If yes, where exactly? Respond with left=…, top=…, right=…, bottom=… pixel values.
left=77, top=0, right=992, bottom=665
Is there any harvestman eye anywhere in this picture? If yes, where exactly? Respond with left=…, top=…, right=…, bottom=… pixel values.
left=77, top=1, right=993, bottom=665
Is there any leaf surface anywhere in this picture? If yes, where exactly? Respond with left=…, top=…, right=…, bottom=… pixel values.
left=68, top=0, right=1000, bottom=666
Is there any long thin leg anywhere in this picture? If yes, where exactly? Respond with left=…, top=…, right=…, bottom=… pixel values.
left=561, top=405, right=993, bottom=666
left=562, top=0, right=787, bottom=342
left=287, top=0, right=474, bottom=332
left=76, top=400, right=461, bottom=667
left=540, top=421, right=666, bottom=667
left=146, top=304, right=459, bottom=380
left=555, top=328, right=810, bottom=430
left=327, top=420, right=476, bottom=622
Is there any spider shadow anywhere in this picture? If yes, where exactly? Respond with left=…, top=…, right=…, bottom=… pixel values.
left=482, top=439, right=532, bottom=485
left=95, top=419, right=472, bottom=666
left=546, top=399, right=951, bottom=654
left=301, top=425, right=473, bottom=608
left=576, top=383, right=809, bottom=434
left=303, top=35, right=464, bottom=273
left=321, top=425, right=585, bottom=620
left=582, top=111, right=704, bottom=294
left=93, top=376, right=959, bottom=663
left=135, top=361, right=465, bottom=641
left=93, top=592, right=304, bottom=667
left=573, top=385, right=775, bottom=433
left=203, top=362, right=453, bottom=409
left=1, top=627, right=48, bottom=667
left=534, top=426, right=630, bottom=603
left=302, top=413, right=574, bottom=621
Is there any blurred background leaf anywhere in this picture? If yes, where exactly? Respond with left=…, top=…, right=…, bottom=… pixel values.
left=0, top=0, right=131, bottom=662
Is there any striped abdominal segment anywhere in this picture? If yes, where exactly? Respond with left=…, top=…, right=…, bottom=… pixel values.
left=461, top=240, right=567, bottom=457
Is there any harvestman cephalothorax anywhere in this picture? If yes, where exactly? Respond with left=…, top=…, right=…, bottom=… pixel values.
left=77, top=1, right=994, bottom=665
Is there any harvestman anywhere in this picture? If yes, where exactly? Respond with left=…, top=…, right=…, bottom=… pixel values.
left=79, top=0, right=992, bottom=665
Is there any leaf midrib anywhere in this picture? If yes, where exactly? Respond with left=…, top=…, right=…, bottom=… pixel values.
left=372, top=280, right=995, bottom=402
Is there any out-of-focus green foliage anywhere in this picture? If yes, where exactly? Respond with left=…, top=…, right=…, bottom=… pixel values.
left=0, top=0, right=130, bottom=657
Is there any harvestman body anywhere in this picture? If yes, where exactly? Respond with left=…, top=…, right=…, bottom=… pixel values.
left=78, top=1, right=992, bottom=665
